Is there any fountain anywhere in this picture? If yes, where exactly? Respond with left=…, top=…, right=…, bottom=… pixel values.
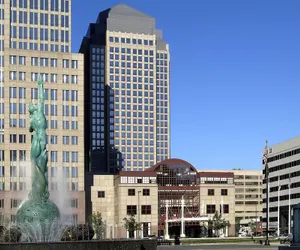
left=15, top=77, right=61, bottom=242
left=0, top=78, right=157, bottom=249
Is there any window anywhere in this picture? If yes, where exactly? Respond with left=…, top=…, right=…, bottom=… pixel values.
left=19, top=134, right=26, bottom=143
left=71, top=167, right=78, bottom=178
left=51, top=58, right=57, bottom=67
left=128, top=189, right=135, bottom=196
left=207, top=204, right=216, bottom=214
left=10, top=55, right=16, bottom=64
left=10, top=134, right=17, bottom=143
left=71, top=199, right=78, bottom=208
left=126, top=205, right=137, bottom=215
left=62, top=59, right=69, bottom=68
left=98, top=191, right=105, bottom=198
left=221, top=189, right=228, bottom=196
left=141, top=205, right=151, bottom=215
left=71, top=60, right=77, bottom=69
left=223, top=204, right=229, bottom=213
left=19, top=56, right=26, bottom=65
left=143, top=189, right=150, bottom=196
left=208, top=189, right=215, bottom=196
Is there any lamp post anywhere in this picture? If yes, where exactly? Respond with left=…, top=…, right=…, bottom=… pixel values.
left=255, top=205, right=258, bottom=236
left=138, top=190, right=141, bottom=239
left=263, top=140, right=270, bottom=246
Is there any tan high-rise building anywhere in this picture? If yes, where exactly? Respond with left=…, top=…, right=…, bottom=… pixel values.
left=0, top=0, right=85, bottom=224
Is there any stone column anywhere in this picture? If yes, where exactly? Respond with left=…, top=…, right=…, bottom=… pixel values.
left=165, top=201, right=170, bottom=239
left=180, top=196, right=186, bottom=238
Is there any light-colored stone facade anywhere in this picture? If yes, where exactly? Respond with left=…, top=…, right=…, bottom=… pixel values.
left=91, top=173, right=158, bottom=238
left=198, top=172, right=236, bottom=236
left=0, top=49, right=85, bottom=223
left=200, top=170, right=263, bottom=224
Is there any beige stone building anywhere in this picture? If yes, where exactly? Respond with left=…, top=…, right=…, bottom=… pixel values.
left=201, top=170, right=263, bottom=225
left=0, top=0, right=84, bottom=224
left=91, top=172, right=158, bottom=238
left=0, top=49, right=85, bottom=223
left=90, top=159, right=238, bottom=238
left=198, top=172, right=236, bottom=236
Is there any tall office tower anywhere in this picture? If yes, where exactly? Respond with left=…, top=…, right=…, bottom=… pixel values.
left=0, top=0, right=85, bottom=224
left=80, top=3, right=170, bottom=172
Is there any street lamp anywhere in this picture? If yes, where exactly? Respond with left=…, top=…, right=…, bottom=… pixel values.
left=138, top=190, right=141, bottom=239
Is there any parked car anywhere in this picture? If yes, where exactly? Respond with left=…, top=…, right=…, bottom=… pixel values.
left=279, top=234, right=293, bottom=244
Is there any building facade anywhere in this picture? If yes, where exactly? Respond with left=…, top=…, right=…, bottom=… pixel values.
left=0, top=0, right=85, bottom=224
left=91, top=159, right=237, bottom=238
left=262, top=137, right=300, bottom=234
left=79, top=3, right=170, bottom=173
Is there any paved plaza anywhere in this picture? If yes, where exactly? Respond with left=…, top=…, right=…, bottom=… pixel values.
left=158, top=244, right=281, bottom=250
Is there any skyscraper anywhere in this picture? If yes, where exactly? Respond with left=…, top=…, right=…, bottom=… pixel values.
left=0, top=0, right=85, bottom=223
left=80, top=3, right=170, bottom=172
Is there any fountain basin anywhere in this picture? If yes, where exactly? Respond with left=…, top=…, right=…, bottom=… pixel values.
left=16, top=199, right=60, bottom=224
left=0, top=239, right=157, bottom=250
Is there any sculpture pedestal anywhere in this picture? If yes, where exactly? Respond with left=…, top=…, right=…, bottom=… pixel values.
left=16, top=199, right=60, bottom=224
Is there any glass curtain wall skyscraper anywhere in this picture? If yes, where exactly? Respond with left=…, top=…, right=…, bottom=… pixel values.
left=80, top=3, right=170, bottom=172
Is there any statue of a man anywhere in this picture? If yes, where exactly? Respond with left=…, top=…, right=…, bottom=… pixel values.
left=28, top=77, right=49, bottom=200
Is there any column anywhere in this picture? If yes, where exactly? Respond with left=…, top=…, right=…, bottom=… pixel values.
left=180, top=196, right=186, bottom=237
left=165, top=201, right=170, bottom=239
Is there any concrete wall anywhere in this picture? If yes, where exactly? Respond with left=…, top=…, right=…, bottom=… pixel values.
left=0, top=239, right=157, bottom=250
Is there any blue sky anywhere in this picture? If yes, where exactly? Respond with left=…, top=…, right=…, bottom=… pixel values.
left=72, top=0, right=300, bottom=171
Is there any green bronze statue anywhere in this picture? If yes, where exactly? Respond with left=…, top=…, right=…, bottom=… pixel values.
left=28, top=78, right=49, bottom=201
left=16, top=77, right=60, bottom=226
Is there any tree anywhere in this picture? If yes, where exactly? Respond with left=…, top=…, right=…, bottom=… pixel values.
left=89, top=211, right=105, bottom=240
left=123, top=214, right=141, bottom=239
left=208, top=211, right=231, bottom=237
left=248, top=219, right=256, bottom=235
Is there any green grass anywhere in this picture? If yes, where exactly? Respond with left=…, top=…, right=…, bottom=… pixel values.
left=180, top=237, right=280, bottom=245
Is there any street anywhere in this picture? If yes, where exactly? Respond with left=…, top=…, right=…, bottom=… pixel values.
left=157, top=244, right=280, bottom=250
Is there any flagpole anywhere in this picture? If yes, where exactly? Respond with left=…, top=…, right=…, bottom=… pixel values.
left=264, top=140, right=270, bottom=246
left=288, top=174, right=291, bottom=235
left=277, top=178, right=280, bottom=237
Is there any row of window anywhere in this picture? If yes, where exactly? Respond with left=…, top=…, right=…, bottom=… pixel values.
left=7, top=88, right=78, bottom=101
left=0, top=166, right=78, bottom=178
left=124, top=161, right=155, bottom=168
left=207, top=189, right=228, bottom=196
left=11, top=26, right=70, bottom=42
left=0, top=198, right=77, bottom=210
left=206, top=204, right=230, bottom=214
left=10, top=56, right=78, bottom=68
left=0, top=118, right=78, bottom=130
left=109, top=74, right=156, bottom=83
left=0, top=150, right=78, bottom=162
left=109, top=47, right=156, bottom=56
left=4, top=103, right=78, bottom=117
left=127, top=205, right=152, bottom=215
left=11, top=11, right=69, bottom=27
left=0, top=181, right=78, bottom=191
left=7, top=71, right=78, bottom=84
left=10, top=41, right=69, bottom=52
left=10, top=0, right=69, bottom=12
left=110, top=67, right=155, bottom=76
left=108, top=61, right=154, bottom=70
left=109, top=36, right=154, bottom=46
left=4, top=134, right=78, bottom=145
left=128, top=188, right=150, bottom=196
